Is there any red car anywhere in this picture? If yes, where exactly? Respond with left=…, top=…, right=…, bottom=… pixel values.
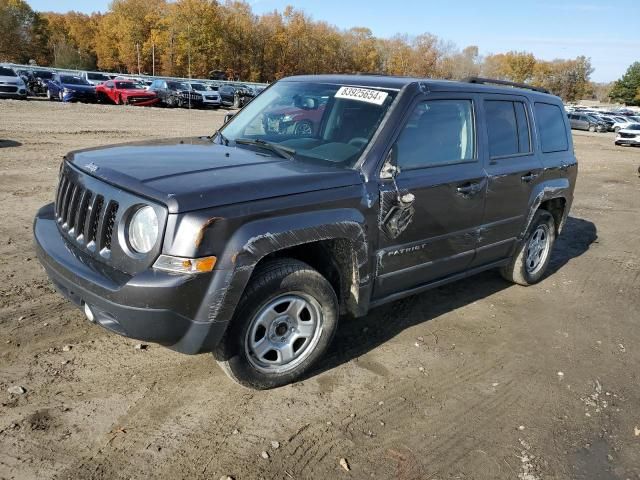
left=96, top=80, right=158, bottom=106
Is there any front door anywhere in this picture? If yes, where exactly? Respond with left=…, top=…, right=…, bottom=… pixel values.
left=374, top=94, right=487, bottom=299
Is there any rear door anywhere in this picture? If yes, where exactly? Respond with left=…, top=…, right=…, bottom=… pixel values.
left=374, top=93, right=487, bottom=299
left=471, top=94, right=544, bottom=266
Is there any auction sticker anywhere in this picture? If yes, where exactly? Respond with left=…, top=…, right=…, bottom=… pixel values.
left=335, top=86, right=388, bottom=105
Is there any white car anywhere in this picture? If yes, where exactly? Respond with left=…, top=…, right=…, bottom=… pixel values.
left=615, top=124, right=640, bottom=147
left=612, top=118, right=640, bottom=133
left=80, top=71, right=111, bottom=86
left=187, top=82, right=221, bottom=108
left=0, top=65, right=27, bottom=99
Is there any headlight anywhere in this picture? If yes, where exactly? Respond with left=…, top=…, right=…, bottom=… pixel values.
left=128, top=206, right=158, bottom=253
left=63, top=88, right=71, bottom=94
left=281, top=114, right=294, bottom=122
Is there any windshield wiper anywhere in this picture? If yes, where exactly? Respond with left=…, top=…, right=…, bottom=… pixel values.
left=234, top=138, right=296, bottom=160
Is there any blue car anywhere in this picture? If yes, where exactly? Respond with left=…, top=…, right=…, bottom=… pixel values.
left=46, top=74, right=96, bottom=103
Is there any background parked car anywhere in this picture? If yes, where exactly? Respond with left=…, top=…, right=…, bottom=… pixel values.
left=46, top=74, right=96, bottom=103
left=80, top=71, right=111, bottom=86
left=0, top=65, right=27, bottom=100
left=148, top=79, right=188, bottom=107
left=614, top=124, right=640, bottom=147
left=96, top=80, right=158, bottom=106
left=29, top=70, right=54, bottom=96
left=218, top=84, right=254, bottom=108
left=175, top=82, right=221, bottom=108
left=568, top=113, right=607, bottom=132
left=612, top=118, right=640, bottom=133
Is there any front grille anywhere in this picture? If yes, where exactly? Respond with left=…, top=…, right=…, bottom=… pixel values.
left=54, top=172, right=118, bottom=254
left=0, top=85, right=18, bottom=93
left=620, top=133, right=637, bottom=139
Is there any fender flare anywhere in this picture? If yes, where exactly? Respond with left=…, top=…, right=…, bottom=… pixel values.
left=198, top=209, right=369, bottom=326
left=519, top=178, right=572, bottom=241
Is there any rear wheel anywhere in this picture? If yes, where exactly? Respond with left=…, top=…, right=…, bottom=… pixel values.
left=46, top=89, right=53, bottom=101
left=215, top=258, right=339, bottom=389
left=501, top=209, right=556, bottom=286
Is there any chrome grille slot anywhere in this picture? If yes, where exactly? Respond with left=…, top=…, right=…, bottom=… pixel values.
left=102, top=202, right=119, bottom=250
left=88, top=195, right=104, bottom=246
left=74, top=191, right=92, bottom=241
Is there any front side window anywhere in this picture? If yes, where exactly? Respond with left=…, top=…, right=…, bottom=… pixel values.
left=535, top=102, right=569, bottom=153
left=220, top=81, right=397, bottom=168
left=485, top=100, right=531, bottom=158
left=394, top=99, right=475, bottom=170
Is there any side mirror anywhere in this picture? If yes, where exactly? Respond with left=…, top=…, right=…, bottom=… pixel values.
left=223, top=112, right=235, bottom=124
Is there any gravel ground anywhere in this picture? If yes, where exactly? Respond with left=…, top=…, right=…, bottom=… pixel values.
left=1, top=99, right=639, bottom=480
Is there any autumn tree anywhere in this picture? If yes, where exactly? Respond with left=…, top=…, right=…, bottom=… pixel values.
left=482, top=51, right=536, bottom=83
left=609, top=62, right=640, bottom=106
left=0, top=0, right=49, bottom=64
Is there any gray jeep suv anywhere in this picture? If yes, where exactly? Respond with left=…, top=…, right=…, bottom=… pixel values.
left=34, top=75, right=577, bottom=389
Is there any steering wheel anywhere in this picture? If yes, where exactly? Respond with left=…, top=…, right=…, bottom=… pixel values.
left=348, top=137, right=368, bottom=149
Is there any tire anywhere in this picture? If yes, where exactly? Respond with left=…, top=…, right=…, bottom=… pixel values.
left=215, top=258, right=339, bottom=389
left=233, top=94, right=241, bottom=109
left=166, top=95, right=176, bottom=108
left=588, top=125, right=596, bottom=133
left=46, top=89, right=53, bottom=101
left=294, top=120, right=313, bottom=137
left=614, top=127, right=621, bottom=133
left=501, top=209, right=556, bottom=286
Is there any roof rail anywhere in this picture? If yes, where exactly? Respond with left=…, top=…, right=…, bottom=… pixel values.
left=461, top=76, right=550, bottom=94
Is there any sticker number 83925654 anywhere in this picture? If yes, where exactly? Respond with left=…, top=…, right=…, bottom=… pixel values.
left=334, top=86, right=389, bottom=106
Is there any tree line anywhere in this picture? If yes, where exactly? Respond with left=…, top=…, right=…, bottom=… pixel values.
left=1, top=0, right=637, bottom=104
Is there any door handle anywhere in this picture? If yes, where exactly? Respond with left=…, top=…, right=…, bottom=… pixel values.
left=456, top=182, right=482, bottom=196
left=521, top=172, right=539, bottom=183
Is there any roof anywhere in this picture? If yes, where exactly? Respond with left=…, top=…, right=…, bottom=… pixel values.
left=284, top=74, right=558, bottom=99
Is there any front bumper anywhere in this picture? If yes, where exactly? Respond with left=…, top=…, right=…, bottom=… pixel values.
left=34, top=203, right=229, bottom=354
left=63, top=91, right=96, bottom=103
left=615, top=137, right=640, bottom=145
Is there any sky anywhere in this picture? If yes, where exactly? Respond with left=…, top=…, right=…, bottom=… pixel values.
left=26, top=0, right=638, bottom=83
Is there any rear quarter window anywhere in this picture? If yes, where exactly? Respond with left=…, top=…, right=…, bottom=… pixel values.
left=535, top=102, right=569, bottom=153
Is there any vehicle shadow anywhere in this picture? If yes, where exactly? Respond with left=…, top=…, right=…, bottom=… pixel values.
left=0, top=140, right=22, bottom=148
left=307, top=216, right=597, bottom=380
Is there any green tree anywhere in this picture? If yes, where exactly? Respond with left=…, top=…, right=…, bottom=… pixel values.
left=610, top=62, right=640, bottom=106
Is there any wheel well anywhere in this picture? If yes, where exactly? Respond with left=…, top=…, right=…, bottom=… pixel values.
left=540, top=197, right=566, bottom=233
left=254, top=239, right=358, bottom=316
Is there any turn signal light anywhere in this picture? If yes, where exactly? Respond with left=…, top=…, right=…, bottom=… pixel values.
left=153, top=255, right=217, bottom=274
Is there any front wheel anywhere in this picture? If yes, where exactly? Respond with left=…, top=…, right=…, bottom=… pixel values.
left=501, top=209, right=556, bottom=286
left=589, top=125, right=596, bottom=132
left=215, top=258, right=339, bottom=389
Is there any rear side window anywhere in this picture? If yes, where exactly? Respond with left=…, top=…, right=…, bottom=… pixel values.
left=535, top=103, right=569, bottom=153
left=395, top=99, right=475, bottom=169
left=485, top=100, right=531, bottom=158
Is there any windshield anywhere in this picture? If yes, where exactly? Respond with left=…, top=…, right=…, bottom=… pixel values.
left=34, top=71, right=53, bottom=79
left=628, top=124, right=640, bottom=130
left=61, top=76, right=90, bottom=85
left=167, top=81, right=184, bottom=90
left=87, top=72, right=110, bottom=80
left=0, top=67, right=16, bottom=76
left=220, top=81, right=397, bottom=167
left=191, top=83, right=206, bottom=91
left=116, top=81, right=143, bottom=89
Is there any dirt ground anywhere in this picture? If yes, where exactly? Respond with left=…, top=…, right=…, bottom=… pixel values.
left=0, top=99, right=639, bottom=480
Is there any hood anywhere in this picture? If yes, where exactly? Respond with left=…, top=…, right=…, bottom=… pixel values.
left=0, top=75, right=20, bottom=85
left=62, top=83, right=95, bottom=92
left=67, top=137, right=362, bottom=213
